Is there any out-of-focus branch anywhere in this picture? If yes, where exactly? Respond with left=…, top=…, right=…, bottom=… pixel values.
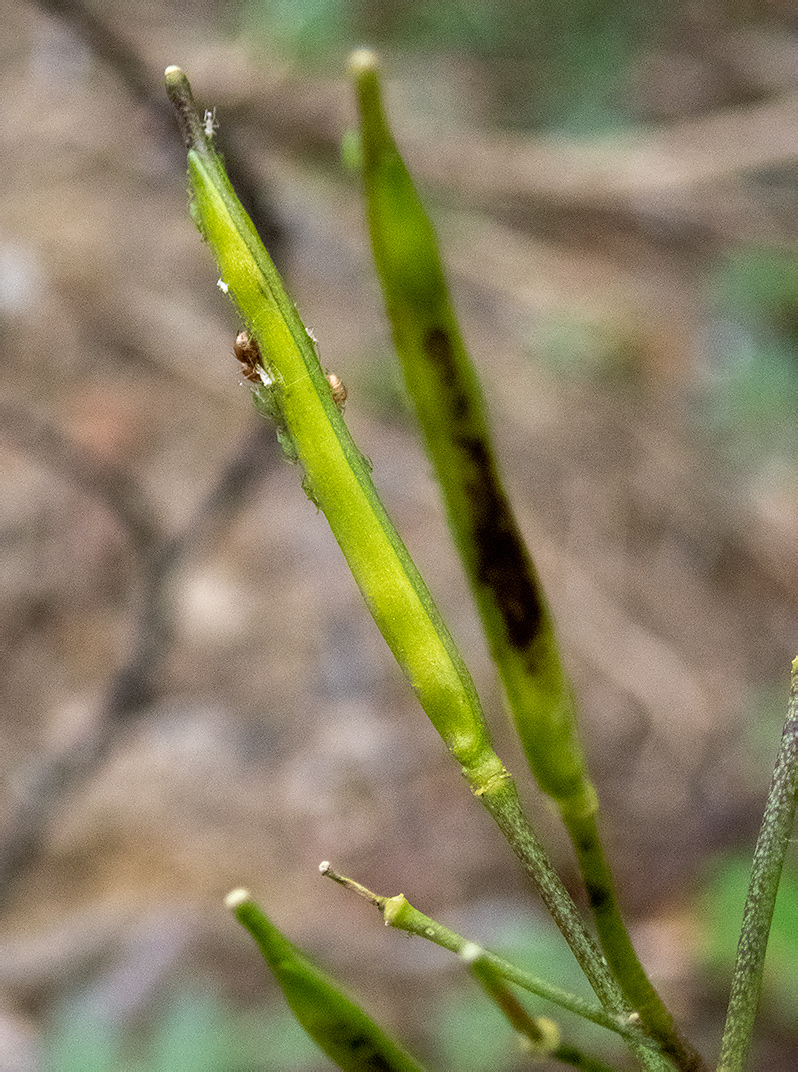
left=241, top=72, right=798, bottom=253
left=0, top=400, right=161, bottom=559
left=32, top=0, right=286, bottom=264
left=0, top=409, right=278, bottom=909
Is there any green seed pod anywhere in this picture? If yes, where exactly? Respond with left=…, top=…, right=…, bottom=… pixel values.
left=349, top=55, right=706, bottom=1072
left=226, top=890, right=425, bottom=1072
left=350, top=49, right=596, bottom=819
left=164, top=63, right=506, bottom=791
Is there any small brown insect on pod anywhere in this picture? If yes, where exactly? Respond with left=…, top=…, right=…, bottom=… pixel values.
left=233, top=331, right=264, bottom=384
left=326, top=372, right=348, bottom=412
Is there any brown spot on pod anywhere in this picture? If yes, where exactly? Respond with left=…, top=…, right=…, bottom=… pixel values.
left=233, top=331, right=263, bottom=383
left=326, top=372, right=348, bottom=412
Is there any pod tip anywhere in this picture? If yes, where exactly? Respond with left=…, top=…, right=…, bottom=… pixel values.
left=348, top=48, right=379, bottom=77
left=225, top=887, right=251, bottom=909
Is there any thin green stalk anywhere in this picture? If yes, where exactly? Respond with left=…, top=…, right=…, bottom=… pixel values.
left=464, top=946, right=619, bottom=1072
left=225, top=888, right=426, bottom=1071
left=320, top=863, right=657, bottom=1050
left=349, top=49, right=704, bottom=1072
left=165, top=67, right=666, bottom=1067
left=564, top=809, right=702, bottom=1069
left=717, top=657, right=798, bottom=1072
left=474, top=778, right=624, bottom=1015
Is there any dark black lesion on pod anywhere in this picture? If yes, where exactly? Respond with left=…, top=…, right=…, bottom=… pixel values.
left=423, top=326, right=469, bottom=420
left=327, top=1028, right=398, bottom=1071
left=422, top=326, right=547, bottom=663
left=585, top=881, right=610, bottom=912
left=575, top=830, right=596, bottom=857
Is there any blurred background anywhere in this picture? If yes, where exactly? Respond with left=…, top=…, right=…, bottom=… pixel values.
left=1, top=1, right=796, bottom=1069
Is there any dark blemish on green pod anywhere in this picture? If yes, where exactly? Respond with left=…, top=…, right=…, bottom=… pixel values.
left=586, top=882, right=610, bottom=912
left=324, top=1026, right=406, bottom=1071
left=422, top=327, right=458, bottom=391
left=421, top=327, right=547, bottom=653
left=422, top=329, right=474, bottom=423
left=227, top=890, right=425, bottom=1072
left=575, top=830, right=598, bottom=857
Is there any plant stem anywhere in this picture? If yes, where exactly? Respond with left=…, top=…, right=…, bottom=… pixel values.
left=566, top=809, right=706, bottom=1071
left=322, top=861, right=669, bottom=1071
left=464, top=946, right=619, bottom=1072
left=717, top=657, right=798, bottom=1072
left=320, top=863, right=657, bottom=1049
left=475, top=777, right=624, bottom=1013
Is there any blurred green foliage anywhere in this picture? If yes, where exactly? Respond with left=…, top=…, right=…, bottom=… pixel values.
left=239, top=0, right=661, bottom=131
left=700, top=855, right=798, bottom=1029
left=44, top=985, right=320, bottom=1071
left=702, top=245, right=798, bottom=468
left=240, top=0, right=353, bottom=60
left=533, top=312, right=645, bottom=383
left=711, top=247, right=798, bottom=337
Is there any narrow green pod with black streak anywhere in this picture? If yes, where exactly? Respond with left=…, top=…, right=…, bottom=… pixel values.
left=350, top=52, right=707, bottom=1072
left=349, top=47, right=594, bottom=826
left=226, top=890, right=426, bottom=1072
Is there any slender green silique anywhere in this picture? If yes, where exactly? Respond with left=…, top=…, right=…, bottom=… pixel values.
left=718, top=657, right=798, bottom=1072
left=349, top=50, right=705, bottom=1072
left=463, top=947, right=618, bottom=1072
left=165, top=64, right=499, bottom=790
left=165, top=66, right=667, bottom=1067
left=225, top=889, right=426, bottom=1072
left=348, top=47, right=593, bottom=820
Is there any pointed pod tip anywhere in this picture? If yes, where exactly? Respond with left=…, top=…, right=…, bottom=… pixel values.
left=164, top=66, right=203, bottom=149
left=225, top=887, right=252, bottom=910
left=164, top=65, right=190, bottom=94
left=348, top=48, right=379, bottom=78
